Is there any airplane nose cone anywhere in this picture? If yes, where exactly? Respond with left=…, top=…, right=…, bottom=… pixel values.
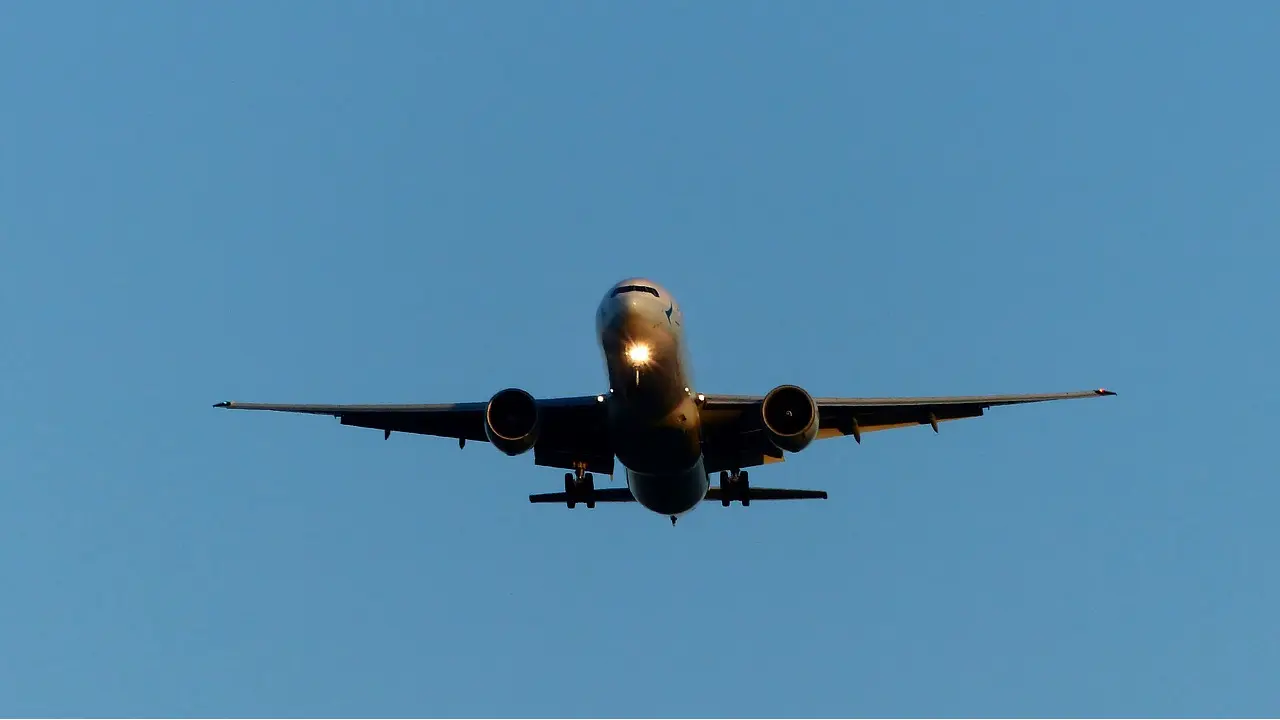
left=596, top=281, right=677, bottom=339
left=612, top=298, right=666, bottom=333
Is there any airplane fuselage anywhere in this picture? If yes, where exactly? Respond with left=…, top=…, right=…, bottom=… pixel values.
left=595, top=278, right=709, bottom=517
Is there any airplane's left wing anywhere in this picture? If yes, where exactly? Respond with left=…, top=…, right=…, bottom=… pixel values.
left=213, top=394, right=614, bottom=474
left=699, top=388, right=1115, bottom=473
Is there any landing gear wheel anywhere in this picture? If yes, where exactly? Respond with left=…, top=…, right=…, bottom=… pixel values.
left=740, top=471, right=750, bottom=507
left=564, top=472, right=576, bottom=509
left=720, top=471, right=731, bottom=506
left=584, top=473, right=596, bottom=509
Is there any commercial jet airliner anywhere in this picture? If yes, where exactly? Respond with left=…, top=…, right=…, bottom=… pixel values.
left=215, top=277, right=1115, bottom=525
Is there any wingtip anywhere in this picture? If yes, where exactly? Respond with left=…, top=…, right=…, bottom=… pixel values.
left=213, top=401, right=231, bottom=408
left=1095, top=388, right=1117, bottom=396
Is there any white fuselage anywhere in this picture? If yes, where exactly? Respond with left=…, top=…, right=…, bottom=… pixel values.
left=595, top=278, right=709, bottom=516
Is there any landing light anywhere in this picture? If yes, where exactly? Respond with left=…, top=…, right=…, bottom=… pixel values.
left=626, top=343, right=652, bottom=366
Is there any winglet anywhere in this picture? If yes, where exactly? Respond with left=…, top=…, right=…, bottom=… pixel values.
left=1095, top=388, right=1117, bottom=396
left=213, top=401, right=232, bottom=408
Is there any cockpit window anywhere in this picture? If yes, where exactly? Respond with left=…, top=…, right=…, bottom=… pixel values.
left=609, top=285, right=660, bottom=298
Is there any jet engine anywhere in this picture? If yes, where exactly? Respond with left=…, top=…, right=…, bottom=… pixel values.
left=760, top=384, right=819, bottom=453
left=484, top=388, right=540, bottom=456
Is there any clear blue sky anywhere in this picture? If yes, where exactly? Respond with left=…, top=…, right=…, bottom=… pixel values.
left=2, top=1, right=1277, bottom=716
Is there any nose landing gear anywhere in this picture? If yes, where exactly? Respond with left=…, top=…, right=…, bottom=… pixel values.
left=563, top=465, right=596, bottom=509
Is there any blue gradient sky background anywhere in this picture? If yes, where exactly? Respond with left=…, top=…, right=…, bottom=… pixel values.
left=2, top=1, right=1278, bottom=716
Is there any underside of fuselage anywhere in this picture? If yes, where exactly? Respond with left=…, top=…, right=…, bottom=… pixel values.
left=625, top=461, right=712, bottom=518
left=596, top=278, right=709, bottom=517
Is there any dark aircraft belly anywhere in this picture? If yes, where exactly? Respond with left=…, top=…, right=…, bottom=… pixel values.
left=609, top=394, right=702, bottom=474
left=627, top=460, right=710, bottom=516
left=610, top=393, right=707, bottom=515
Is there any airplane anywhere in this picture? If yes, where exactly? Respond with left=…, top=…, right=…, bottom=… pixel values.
left=214, top=277, right=1115, bottom=525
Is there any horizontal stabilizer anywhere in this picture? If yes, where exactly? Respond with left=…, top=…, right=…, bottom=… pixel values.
left=529, top=488, right=635, bottom=504
left=528, top=487, right=828, bottom=504
left=707, top=487, right=827, bottom=501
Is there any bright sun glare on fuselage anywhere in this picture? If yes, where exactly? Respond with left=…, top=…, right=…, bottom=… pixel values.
left=626, top=342, right=652, bottom=366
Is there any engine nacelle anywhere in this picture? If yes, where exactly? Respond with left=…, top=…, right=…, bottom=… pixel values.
left=484, top=388, right=540, bottom=456
left=760, top=384, right=819, bottom=453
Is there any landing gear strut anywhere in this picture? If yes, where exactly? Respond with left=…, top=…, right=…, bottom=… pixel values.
left=719, top=469, right=750, bottom=506
left=563, top=465, right=595, bottom=509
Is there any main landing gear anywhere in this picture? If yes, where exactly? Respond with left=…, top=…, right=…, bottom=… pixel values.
left=564, top=465, right=595, bottom=509
left=720, top=470, right=750, bottom=506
